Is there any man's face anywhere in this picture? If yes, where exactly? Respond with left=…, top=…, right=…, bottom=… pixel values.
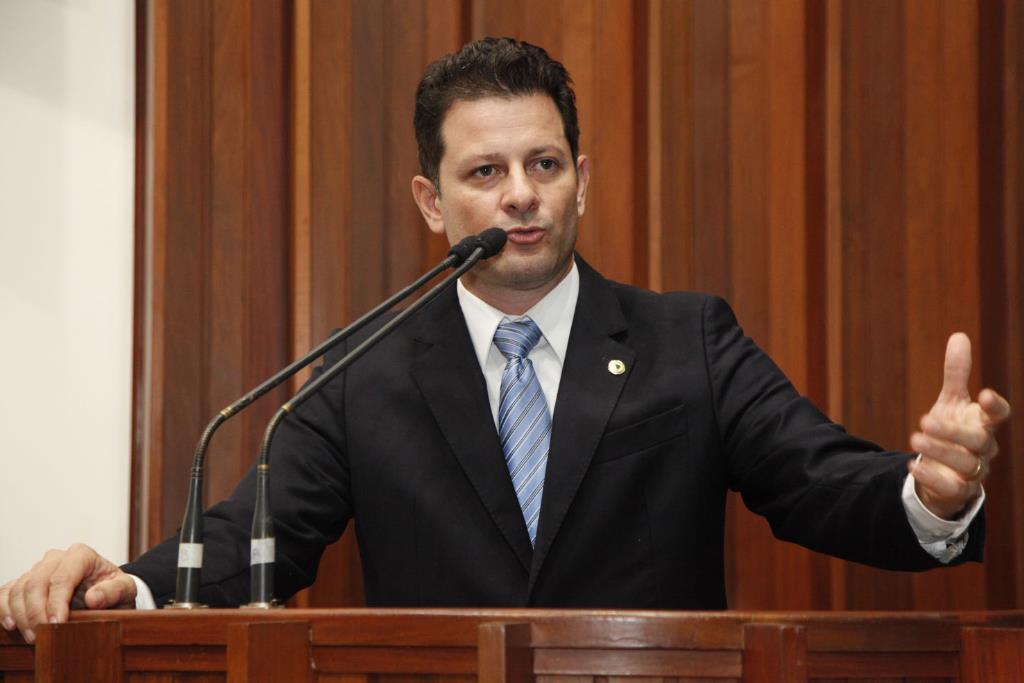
left=412, top=93, right=589, bottom=305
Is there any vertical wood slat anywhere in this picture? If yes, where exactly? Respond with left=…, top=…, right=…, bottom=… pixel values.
left=238, top=0, right=291, bottom=487
left=741, top=624, right=807, bottom=683
left=288, top=0, right=316, bottom=611
left=979, top=0, right=1024, bottom=612
left=291, top=0, right=312, bottom=384
left=35, top=621, right=123, bottom=683
left=904, top=0, right=986, bottom=611
left=129, top=0, right=151, bottom=563
left=226, top=620, right=312, bottom=683
left=719, top=0, right=832, bottom=612
left=208, top=0, right=248, bottom=497
left=960, top=627, right=1024, bottom=682
left=138, top=0, right=214, bottom=547
left=837, top=0, right=914, bottom=611
left=723, top=0, right=781, bottom=609
left=349, top=0, right=388, bottom=318
left=422, top=0, right=469, bottom=268
left=290, top=0, right=361, bottom=609
left=691, top=0, right=731, bottom=299
left=589, top=0, right=640, bottom=285
left=137, top=0, right=291, bottom=546
left=478, top=622, right=533, bottom=683
left=821, top=0, right=848, bottom=613
left=1006, top=0, right=1024, bottom=613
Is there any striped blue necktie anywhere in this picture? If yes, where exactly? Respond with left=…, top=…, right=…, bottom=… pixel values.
left=494, top=318, right=552, bottom=546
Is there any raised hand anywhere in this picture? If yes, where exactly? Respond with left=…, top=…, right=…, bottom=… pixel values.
left=909, top=333, right=1012, bottom=519
left=0, top=544, right=137, bottom=644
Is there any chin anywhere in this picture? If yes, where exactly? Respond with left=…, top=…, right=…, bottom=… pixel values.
left=493, top=255, right=570, bottom=290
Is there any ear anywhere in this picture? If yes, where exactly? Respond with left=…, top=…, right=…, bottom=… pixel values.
left=575, top=155, right=591, bottom=217
left=411, top=175, right=445, bottom=235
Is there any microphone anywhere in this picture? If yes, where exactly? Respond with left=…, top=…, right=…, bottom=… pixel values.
left=447, top=227, right=506, bottom=262
left=245, top=228, right=507, bottom=607
left=472, top=226, right=508, bottom=258
left=166, top=228, right=503, bottom=608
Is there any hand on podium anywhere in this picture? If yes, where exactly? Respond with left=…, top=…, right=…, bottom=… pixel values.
left=0, top=543, right=137, bottom=644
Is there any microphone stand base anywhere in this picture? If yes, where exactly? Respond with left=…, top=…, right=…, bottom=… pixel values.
left=241, top=601, right=283, bottom=610
left=165, top=601, right=208, bottom=610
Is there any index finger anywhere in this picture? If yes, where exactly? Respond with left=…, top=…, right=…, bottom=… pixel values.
left=980, top=388, right=1012, bottom=427
left=44, top=546, right=96, bottom=624
left=0, top=582, right=14, bottom=631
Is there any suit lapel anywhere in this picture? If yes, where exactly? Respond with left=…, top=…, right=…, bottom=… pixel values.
left=408, top=288, right=534, bottom=572
left=528, top=258, right=633, bottom=592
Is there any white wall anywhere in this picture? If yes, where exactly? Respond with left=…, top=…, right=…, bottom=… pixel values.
left=0, top=1, right=135, bottom=582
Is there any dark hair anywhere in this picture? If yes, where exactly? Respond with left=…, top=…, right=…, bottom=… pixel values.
left=414, top=37, right=579, bottom=189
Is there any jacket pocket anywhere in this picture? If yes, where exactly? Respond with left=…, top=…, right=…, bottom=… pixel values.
left=592, top=403, right=688, bottom=464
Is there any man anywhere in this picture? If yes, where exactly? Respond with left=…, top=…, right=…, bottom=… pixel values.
left=0, top=38, right=1011, bottom=640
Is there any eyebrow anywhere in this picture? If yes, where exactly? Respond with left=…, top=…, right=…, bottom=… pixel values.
left=462, top=146, right=567, bottom=165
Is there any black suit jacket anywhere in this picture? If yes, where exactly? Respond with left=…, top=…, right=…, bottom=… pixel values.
left=125, top=256, right=983, bottom=608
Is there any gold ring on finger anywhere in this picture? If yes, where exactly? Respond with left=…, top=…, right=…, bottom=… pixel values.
left=965, top=457, right=984, bottom=481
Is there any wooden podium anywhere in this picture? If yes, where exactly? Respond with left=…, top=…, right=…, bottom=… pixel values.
left=2, top=609, right=1023, bottom=682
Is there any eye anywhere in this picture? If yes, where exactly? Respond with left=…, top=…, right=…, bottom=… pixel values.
left=472, top=165, right=497, bottom=178
left=534, top=158, right=558, bottom=172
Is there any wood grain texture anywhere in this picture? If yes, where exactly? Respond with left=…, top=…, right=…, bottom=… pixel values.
left=741, top=624, right=807, bottom=683
left=35, top=620, right=123, bottom=683
left=132, top=0, right=1024, bottom=612
left=10, top=610, right=1024, bottom=681
left=226, top=620, right=312, bottom=682
left=477, top=622, right=533, bottom=683
left=960, top=627, right=1024, bottom=682
left=978, top=0, right=1024, bottom=614
left=836, top=0, right=913, bottom=611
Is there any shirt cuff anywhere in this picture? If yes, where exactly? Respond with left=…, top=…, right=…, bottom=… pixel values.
left=129, top=574, right=158, bottom=610
left=902, top=455, right=985, bottom=564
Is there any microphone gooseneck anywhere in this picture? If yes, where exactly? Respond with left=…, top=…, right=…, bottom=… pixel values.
left=170, top=229, right=500, bottom=608
left=246, top=231, right=507, bottom=607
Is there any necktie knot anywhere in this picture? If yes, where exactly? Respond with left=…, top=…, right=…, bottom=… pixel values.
left=494, top=318, right=543, bottom=362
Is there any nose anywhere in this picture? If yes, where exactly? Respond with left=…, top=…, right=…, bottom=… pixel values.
left=501, top=166, right=539, bottom=217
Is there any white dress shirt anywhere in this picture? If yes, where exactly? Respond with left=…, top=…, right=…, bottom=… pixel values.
left=457, top=262, right=578, bottom=426
left=132, top=263, right=979, bottom=608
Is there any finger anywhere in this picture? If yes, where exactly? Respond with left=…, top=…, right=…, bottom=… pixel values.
left=979, top=388, right=1012, bottom=426
left=84, top=574, right=137, bottom=610
left=7, top=580, right=29, bottom=642
left=909, top=457, right=979, bottom=514
left=8, top=577, right=42, bottom=644
left=10, top=553, right=62, bottom=642
left=912, top=432, right=992, bottom=485
left=45, top=546, right=97, bottom=624
left=921, top=414, right=995, bottom=456
left=911, top=432, right=983, bottom=479
left=0, top=582, right=15, bottom=632
left=938, top=333, right=972, bottom=404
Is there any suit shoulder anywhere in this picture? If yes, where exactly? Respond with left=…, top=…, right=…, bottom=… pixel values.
left=603, top=279, right=735, bottom=324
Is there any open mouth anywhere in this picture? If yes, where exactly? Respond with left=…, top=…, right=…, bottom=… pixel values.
left=504, top=226, right=545, bottom=245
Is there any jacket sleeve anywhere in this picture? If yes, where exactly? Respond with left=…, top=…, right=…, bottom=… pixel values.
left=702, top=295, right=984, bottom=569
left=122, top=356, right=353, bottom=607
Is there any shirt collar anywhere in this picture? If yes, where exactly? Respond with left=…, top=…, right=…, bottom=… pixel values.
left=457, top=261, right=579, bottom=369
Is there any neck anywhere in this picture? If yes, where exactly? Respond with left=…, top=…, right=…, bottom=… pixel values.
left=462, top=262, right=572, bottom=316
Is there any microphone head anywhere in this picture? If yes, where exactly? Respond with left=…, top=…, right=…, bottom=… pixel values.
left=475, top=227, right=508, bottom=259
left=447, top=234, right=480, bottom=265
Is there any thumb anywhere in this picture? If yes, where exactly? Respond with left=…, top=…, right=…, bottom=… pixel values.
left=938, top=332, right=972, bottom=404
left=83, top=574, right=137, bottom=609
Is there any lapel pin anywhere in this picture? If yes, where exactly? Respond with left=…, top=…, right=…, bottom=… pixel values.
left=607, top=359, right=626, bottom=375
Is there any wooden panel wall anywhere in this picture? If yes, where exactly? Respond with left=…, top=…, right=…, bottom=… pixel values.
left=133, top=0, right=1024, bottom=611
